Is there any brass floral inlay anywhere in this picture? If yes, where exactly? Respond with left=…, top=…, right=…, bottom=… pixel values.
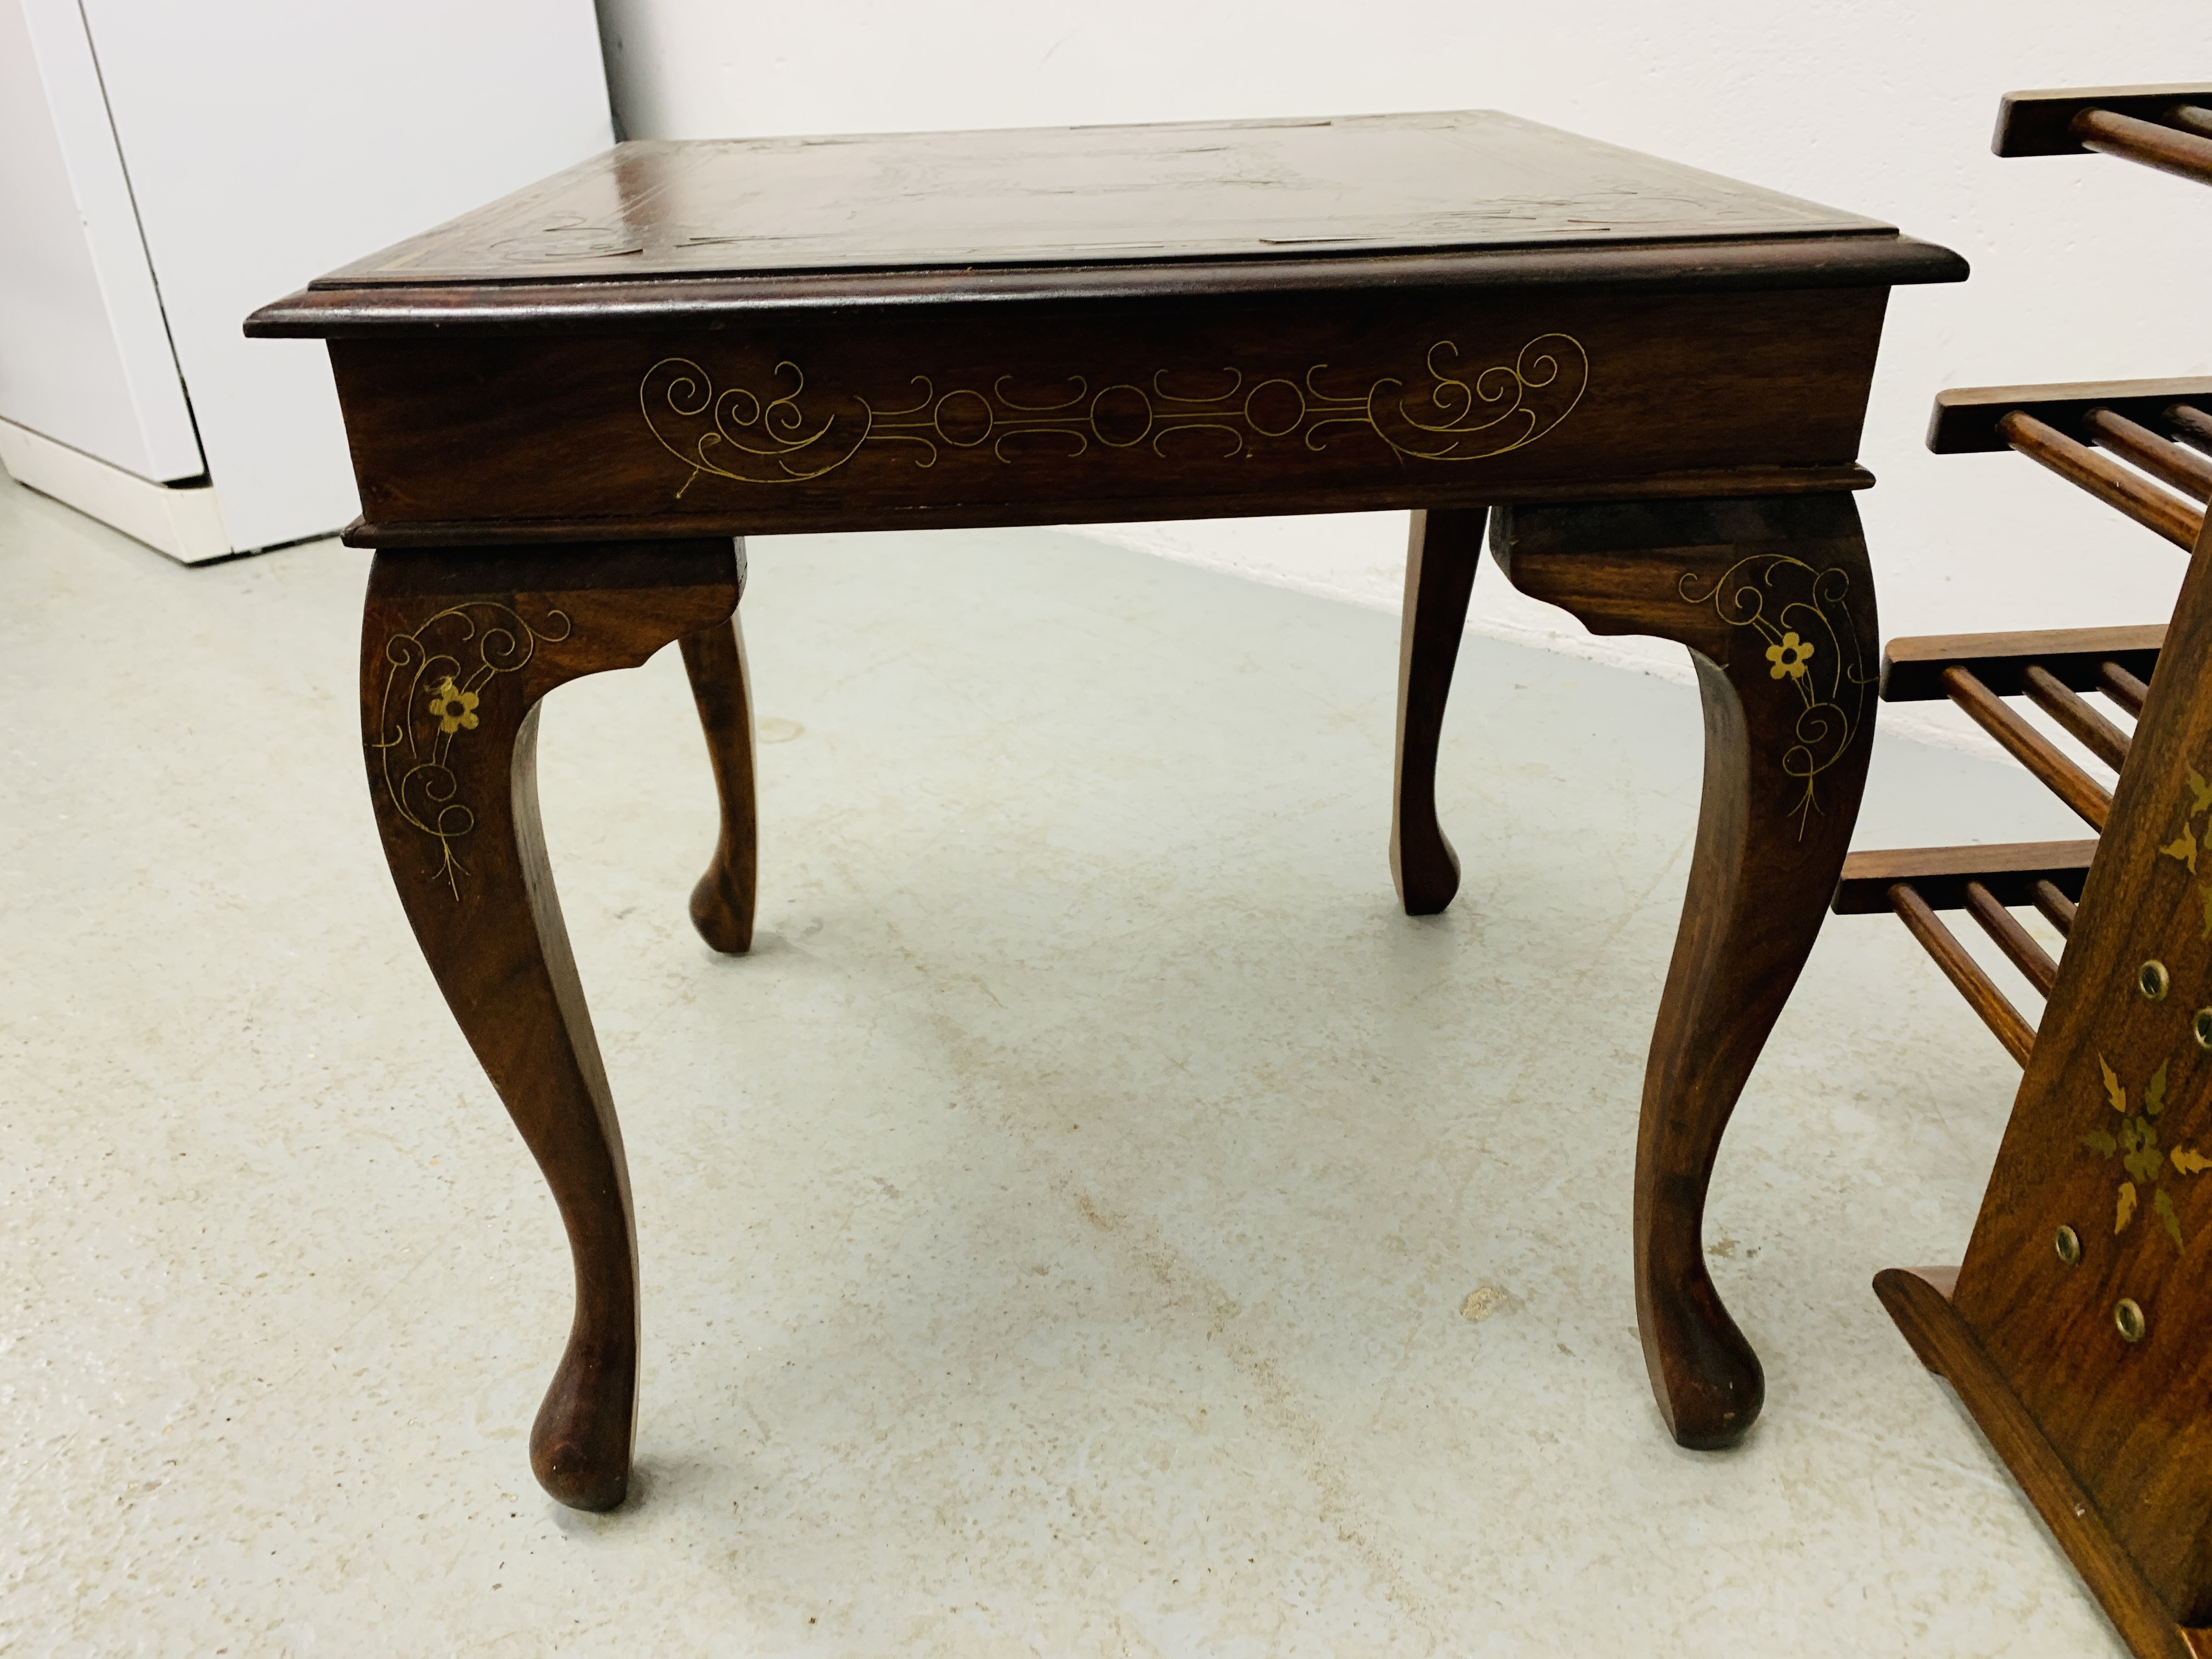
left=2155, top=765, right=2212, bottom=938
left=427, top=677, right=481, bottom=735
left=638, top=334, right=1588, bottom=492
left=1765, top=631, right=1815, bottom=680
left=370, top=602, right=573, bottom=898
left=2081, top=1053, right=2211, bottom=1252
left=1679, top=556, right=1872, bottom=837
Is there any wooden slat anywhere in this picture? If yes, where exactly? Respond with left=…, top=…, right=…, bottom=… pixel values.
left=2073, top=108, right=2212, bottom=189
left=1928, top=377, right=2212, bottom=454
left=1943, top=667, right=2112, bottom=830
left=1963, top=880, right=2061, bottom=998
left=1889, top=883, right=2036, bottom=1065
left=2030, top=879, right=2078, bottom=938
left=1993, top=83, right=2212, bottom=155
left=2086, top=407, right=2212, bottom=502
left=2021, top=663, right=2132, bottom=771
left=1832, top=838, right=2096, bottom=915
left=1999, top=410, right=2206, bottom=550
left=1880, top=624, right=2163, bottom=702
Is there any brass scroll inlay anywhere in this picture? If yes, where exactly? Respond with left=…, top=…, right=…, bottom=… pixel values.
left=370, top=601, right=573, bottom=898
left=1678, top=555, right=1872, bottom=837
left=638, top=334, right=1588, bottom=492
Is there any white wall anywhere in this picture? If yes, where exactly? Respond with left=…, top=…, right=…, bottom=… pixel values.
left=595, top=0, right=2212, bottom=744
left=74, top=0, right=616, bottom=552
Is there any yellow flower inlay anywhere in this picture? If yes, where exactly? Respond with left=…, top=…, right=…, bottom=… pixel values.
left=1765, top=631, right=1815, bottom=681
left=427, top=676, right=480, bottom=735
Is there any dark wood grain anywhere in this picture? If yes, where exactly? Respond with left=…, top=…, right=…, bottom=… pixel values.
left=1994, top=83, right=2212, bottom=157
left=1944, top=516, right=2212, bottom=1627
left=679, top=552, right=758, bottom=955
left=306, top=112, right=1893, bottom=289
left=1875, top=1268, right=2207, bottom=1659
left=1861, top=86, right=2212, bottom=1635
left=1888, top=884, right=2036, bottom=1064
left=1392, top=510, right=1484, bottom=914
left=2074, top=109, right=2212, bottom=190
left=2087, top=409, right=2212, bottom=504
left=362, top=539, right=741, bottom=1510
left=1492, top=492, right=1876, bottom=1448
left=1965, top=879, right=2062, bottom=998
left=317, top=284, right=1894, bottom=546
left=2034, top=878, right=2080, bottom=937
left=1928, top=378, right=2212, bottom=455
left=248, top=235, right=1966, bottom=341
left=2024, top=663, right=2135, bottom=772
left=1943, top=665, right=2114, bottom=831
left=1831, top=839, right=2096, bottom=915
left=274, top=112, right=1955, bottom=1505
left=2106, top=660, right=2155, bottom=718
left=1999, top=411, right=2205, bottom=550
left=1880, top=624, right=2164, bottom=703
left=342, top=465, right=1882, bottom=550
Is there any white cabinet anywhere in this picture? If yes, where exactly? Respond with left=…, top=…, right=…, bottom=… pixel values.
left=0, top=0, right=613, bottom=561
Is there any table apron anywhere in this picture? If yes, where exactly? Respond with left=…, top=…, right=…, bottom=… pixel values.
left=330, top=285, right=1889, bottom=543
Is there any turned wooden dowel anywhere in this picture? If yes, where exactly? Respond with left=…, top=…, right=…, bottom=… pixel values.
left=2030, top=878, right=2077, bottom=938
left=1942, top=665, right=2113, bottom=831
left=1997, top=410, right=2206, bottom=550
left=2020, top=662, right=2131, bottom=771
left=1961, top=879, right=2061, bottom=998
left=1889, top=882, right=2036, bottom=1066
left=2085, top=408, right=2212, bottom=503
left=2070, top=106, right=2212, bottom=189
left=2170, top=404, right=2212, bottom=459
left=2163, top=103, right=2212, bottom=141
left=2098, top=658, right=2151, bottom=718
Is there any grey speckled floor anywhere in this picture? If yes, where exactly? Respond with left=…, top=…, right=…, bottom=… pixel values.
left=2, top=469, right=2118, bottom=1657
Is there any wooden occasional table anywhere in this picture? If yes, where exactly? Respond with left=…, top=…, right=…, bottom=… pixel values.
left=248, top=111, right=1964, bottom=1510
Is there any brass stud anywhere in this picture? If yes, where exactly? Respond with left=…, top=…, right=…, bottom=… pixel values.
left=2055, top=1225, right=2081, bottom=1266
left=2195, top=1008, right=2212, bottom=1050
left=2116, top=1299, right=2147, bottom=1343
left=2140, top=961, right=2171, bottom=1002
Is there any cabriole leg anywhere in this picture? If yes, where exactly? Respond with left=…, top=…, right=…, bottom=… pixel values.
left=360, top=539, right=740, bottom=1508
left=679, top=541, right=758, bottom=954
left=1492, top=494, right=1877, bottom=1448
left=1392, top=507, right=1487, bottom=915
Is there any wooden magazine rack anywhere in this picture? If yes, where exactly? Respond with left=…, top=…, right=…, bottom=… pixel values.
left=1832, top=84, right=2212, bottom=1657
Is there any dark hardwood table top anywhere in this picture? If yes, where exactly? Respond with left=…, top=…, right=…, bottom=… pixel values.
left=252, top=109, right=1958, bottom=329
left=315, top=110, right=1893, bottom=286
